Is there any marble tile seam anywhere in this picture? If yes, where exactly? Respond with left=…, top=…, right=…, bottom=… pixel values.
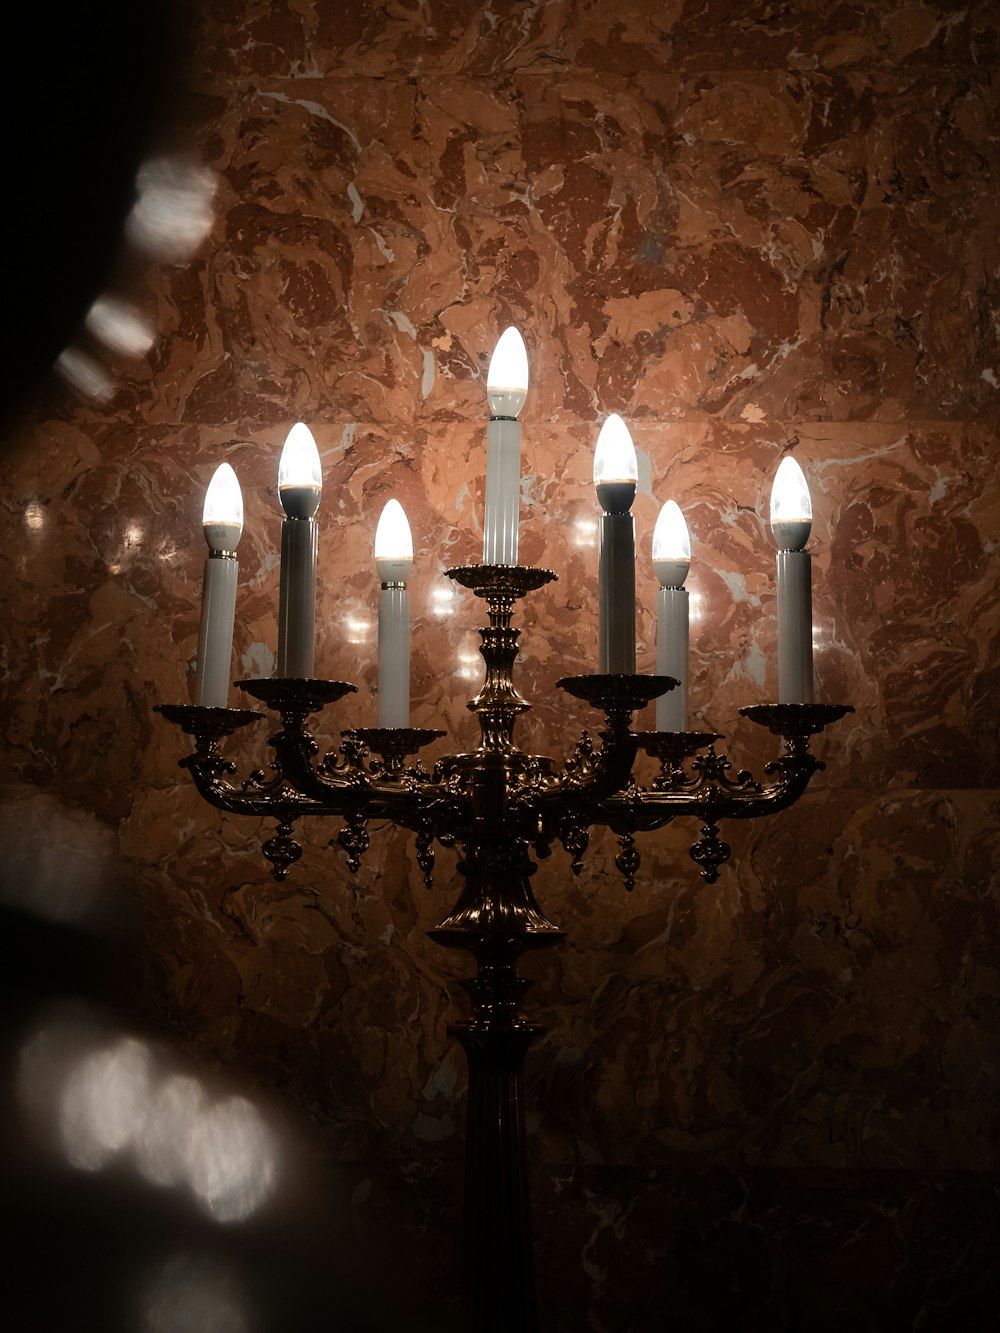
left=34, top=415, right=1000, bottom=432
left=180, top=61, right=1000, bottom=89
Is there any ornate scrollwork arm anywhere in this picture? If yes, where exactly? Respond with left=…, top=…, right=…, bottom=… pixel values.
left=155, top=705, right=280, bottom=816
left=563, top=730, right=598, bottom=784
left=556, top=673, right=675, bottom=795
left=160, top=624, right=853, bottom=897
left=343, top=727, right=446, bottom=780
left=327, top=730, right=367, bottom=774
left=236, top=678, right=369, bottom=808
left=622, top=704, right=853, bottom=880
left=242, top=764, right=285, bottom=798
left=636, top=730, right=723, bottom=792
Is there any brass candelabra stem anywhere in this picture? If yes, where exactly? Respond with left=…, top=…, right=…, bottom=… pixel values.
left=157, top=562, right=851, bottom=1333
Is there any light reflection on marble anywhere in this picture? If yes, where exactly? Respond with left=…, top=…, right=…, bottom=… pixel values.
left=85, top=297, right=156, bottom=358
left=126, top=156, right=217, bottom=262
left=1, top=2, right=999, bottom=1326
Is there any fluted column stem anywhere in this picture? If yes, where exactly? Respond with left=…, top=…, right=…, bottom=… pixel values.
left=454, top=1018, right=539, bottom=1333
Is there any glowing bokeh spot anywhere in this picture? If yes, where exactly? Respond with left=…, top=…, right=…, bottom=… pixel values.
left=19, top=1016, right=281, bottom=1225
left=127, top=157, right=217, bottom=260
left=59, top=1038, right=153, bottom=1171
left=135, top=1075, right=206, bottom=1188
left=55, top=348, right=114, bottom=402
left=186, top=1096, right=278, bottom=1223
left=85, top=296, right=155, bottom=356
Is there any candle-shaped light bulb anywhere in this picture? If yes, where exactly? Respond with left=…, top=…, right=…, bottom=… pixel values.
left=770, top=456, right=814, bottom=703
left=770, top=455, right=812, bottom=551
left=202, top=462, right=243, bottom=553
left=375, top=497, right=413, bottom=583
left=652, top=498, right=691, bottom=589
left=483, top=327, right=529, bottom=564
left=277, top=422, right=321, bottom=677
left=652, top=499, right=691, bottom=731
left=486, top=325, right=529, bottom=418
left=195, top=463, right=244, bottom=707
left=375, top=499, right=413, bottom=728
left=594, top=414, right=638, bottom=673
left=593, top=413, right=638, bottom=512
left=278, top=421, right=322, bottom=518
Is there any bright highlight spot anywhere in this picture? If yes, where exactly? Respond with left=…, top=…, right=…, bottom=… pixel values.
left=573, top=518, right=598, bottom=547
left=85, top=296, right=155, bottom=356
left=19, top=1016, right=280, bottom=1226
left=55, top=348, right=114, bottom=402
left=431, top=586, right=456, bottom=617
left=186, top=1096, right=278, bottom=1223
left=135, top=1075, right=206, bottom=1187
left=59, top=1038, right=153, bottom=1171
left=127, top=157, right=217, bottom=261
left=344, top=617, right=371, bottom=644
left=457, top=649, right=481, bottom=681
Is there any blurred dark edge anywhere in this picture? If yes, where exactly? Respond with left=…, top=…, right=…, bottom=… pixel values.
left=3, top=3, right=186, bottom=434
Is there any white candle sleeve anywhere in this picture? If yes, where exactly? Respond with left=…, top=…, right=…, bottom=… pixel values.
left=483, top=415, right=521, bottom=565
left=374, top=498, right=414, bottom=726
left=277, top=517, right=318, bottom=678
left=378, top=584, right=410, bottom=727
left=656, top=586, right=688, bottom=731
left=195, top=553, right=239, bottom=707
left=598, top=511, right=636, bottom=674
left=276, top=422, right=323, bottom=679
left=593, top=415, right=638, bottom=674
left=776, top=549, right=813, bottom=704
left=483, top=326, right=528, bottom=565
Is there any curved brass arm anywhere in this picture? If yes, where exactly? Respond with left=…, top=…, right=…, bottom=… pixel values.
left=159, top=580, right=853, bottom=893
left=154, top=705, right=287, bottom=816
left=527, top=705, right=852, bottom=887
left=155, top=704, right=352, bottom=877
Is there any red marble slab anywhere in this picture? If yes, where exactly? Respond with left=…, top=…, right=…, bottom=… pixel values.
left=1, top=1, right=998, bottom=1326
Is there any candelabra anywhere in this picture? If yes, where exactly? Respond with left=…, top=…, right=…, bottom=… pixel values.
left=157, top=560, right=850, bottom=1333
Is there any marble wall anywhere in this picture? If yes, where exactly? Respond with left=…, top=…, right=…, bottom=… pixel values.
left=1, top=2, right=999, bottom=1328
